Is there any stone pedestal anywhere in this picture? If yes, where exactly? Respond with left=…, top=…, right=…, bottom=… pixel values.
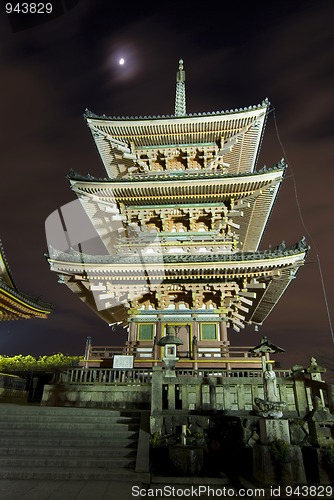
left=253, top=444, right=277, bottom=485
left=254, top=419, right=306, bottom=485
left=162, top=357, right=178, bottom=377
left=253, top=443, right=306, bottom=486
left=259, top=418, right=290, bottom=445
left=169, top=445, right=204, bottom=476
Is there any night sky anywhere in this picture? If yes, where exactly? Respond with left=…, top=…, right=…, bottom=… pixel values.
left=0, top=0, right=333, bottom=369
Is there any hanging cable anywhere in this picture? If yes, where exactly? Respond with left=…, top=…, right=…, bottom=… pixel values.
left=271, top=106, right=334, bottom=343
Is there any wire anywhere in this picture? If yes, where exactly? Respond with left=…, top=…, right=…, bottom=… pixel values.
left=271, top=106, right=334, bottom=343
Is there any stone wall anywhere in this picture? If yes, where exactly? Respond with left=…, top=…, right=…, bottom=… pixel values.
left=41, top=383, right=151, bottom=409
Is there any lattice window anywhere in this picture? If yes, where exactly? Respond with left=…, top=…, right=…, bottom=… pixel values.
left=138, top=323, right=155, bottom=341
left=201, top=323, right=217, bottom=340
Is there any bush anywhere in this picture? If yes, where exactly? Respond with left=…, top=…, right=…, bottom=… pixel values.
left=270, top=439, right=290, bottom=464
left=0, top=354, right=82, bottom=372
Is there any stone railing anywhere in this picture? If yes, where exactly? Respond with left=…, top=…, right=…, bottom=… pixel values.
left=174, top=368, right=291, bottom=378
left=150, top=367, right=296, bottom=418
left=0, top=373, right=27, bottom=403
left=43, top=366, right=334, bottom=417
left=57, top=367, right=291, bottom=385
left=58, top=368, right=152, bottom=385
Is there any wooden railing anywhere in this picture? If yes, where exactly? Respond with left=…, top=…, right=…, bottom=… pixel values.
left=87, top=343, right=264, bottom=367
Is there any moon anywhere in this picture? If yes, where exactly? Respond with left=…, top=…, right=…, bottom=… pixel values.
left=119, top=58, right=125, bottom=65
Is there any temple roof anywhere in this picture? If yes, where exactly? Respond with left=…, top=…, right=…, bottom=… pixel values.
left=48, top=238, right=308, bottom=267
left=0, top=240, right=52, bottom=321
left=84, top=100, right=269, bottom=125
left=84, top=99, right=269, bottom=179
left=68, top=162, right=285, bottom=253
left=47, top=239, right=308, bottom=328
left=68, top=162, right=284, bottom=203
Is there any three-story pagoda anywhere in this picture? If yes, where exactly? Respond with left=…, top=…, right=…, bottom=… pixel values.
left=47, top=60, right=308, bottom=368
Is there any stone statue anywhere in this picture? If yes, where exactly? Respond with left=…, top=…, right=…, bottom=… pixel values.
left=264, top=364, right=279, bottom=402
left=254, top=363, right=286, bottom=419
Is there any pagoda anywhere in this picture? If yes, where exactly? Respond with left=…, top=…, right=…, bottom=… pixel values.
left=46, top=60, right=308, bottom=368
left=0, top=240, right=52, bottom=320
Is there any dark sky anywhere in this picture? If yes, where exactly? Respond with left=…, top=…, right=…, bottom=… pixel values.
left=0, top=0, right=333, bottom=368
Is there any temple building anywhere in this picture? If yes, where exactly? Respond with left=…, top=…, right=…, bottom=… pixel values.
left=46, top=60, right=308, bottom=368
left=0, top=240, right=52, bottom=321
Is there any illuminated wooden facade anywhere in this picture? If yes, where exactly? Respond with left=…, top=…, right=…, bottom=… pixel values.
left=0, top=240, right=52, bottom=321
left=47, top=60, right=308, bottom=368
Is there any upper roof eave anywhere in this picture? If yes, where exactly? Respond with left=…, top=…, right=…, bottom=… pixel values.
left=47, top=238, right=309, bottom=268
left=67, top=159, right=286, bottom=185
left=83, top=99, right=270, bottom=123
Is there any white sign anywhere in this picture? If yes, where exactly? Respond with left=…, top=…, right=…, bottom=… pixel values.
left=113, top=355, right=134, bottom=369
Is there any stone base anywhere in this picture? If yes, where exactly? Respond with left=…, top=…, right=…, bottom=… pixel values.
left=259, top=418, right=290, bottom=445
left=253, top=443, right=306, bottom=486
left=168, top=445, right=204, bottom=476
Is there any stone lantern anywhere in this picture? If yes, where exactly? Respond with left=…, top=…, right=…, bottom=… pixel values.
left=157, top=325, right=183, bottom=376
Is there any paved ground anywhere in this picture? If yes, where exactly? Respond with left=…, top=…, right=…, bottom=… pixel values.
left=0, top=476, right=238, bottom=500
left=0, top=479, right=139, bottom=500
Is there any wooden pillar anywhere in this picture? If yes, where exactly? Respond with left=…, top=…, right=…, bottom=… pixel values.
left=128, top=321, right=136, bottom=356
left=156, top=320, right=162, bottom=342
left=154, top=321, right=162, bottom=365
left=220, top=320, right=231, bottom=369
left=192, top=320, right=199, bottom=369
left=220, top=320, right=228, bottom=355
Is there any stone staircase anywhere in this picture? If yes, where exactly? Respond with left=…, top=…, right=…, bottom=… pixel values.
left=0, top=404, right=145, bottom=480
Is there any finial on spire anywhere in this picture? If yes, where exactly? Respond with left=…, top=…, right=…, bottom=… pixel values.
left=175, top=59, right=186, bottom=117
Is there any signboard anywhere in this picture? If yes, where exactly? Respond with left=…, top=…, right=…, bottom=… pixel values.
left=113, top=355, right=134, bottom=369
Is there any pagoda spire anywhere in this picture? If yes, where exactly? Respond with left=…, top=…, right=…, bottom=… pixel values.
left=175, top=59, right=186, bottom=117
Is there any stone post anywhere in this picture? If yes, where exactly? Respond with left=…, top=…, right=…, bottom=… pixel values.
left=151, top=366, right=163, bottom=414
left=293, top=371, right=309, bottom=417
left=327, top=384, right=334, bottom=415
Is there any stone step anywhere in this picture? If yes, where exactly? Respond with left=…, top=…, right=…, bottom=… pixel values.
left=0, top=428, right=139, bottom=438
left=0, top=456, right=135, bottom=469
left=0, top=405, right=141, bottom=417
left=0, top=437, right=137, bottom=447
left=0, top=410, right=140, bottom=419
left=0, top=446, right=137, bottom=458
left=0, top=466, right=149, bottom=481
left=0, top=406, right=140, bottom=418
left=0, top=403, right=140, bottom=422
left=0, top=421, right=139, bottom=430
left=0, top=405, right=143, bottom=480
